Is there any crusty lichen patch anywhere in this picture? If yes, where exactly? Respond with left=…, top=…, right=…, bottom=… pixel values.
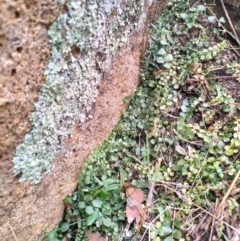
left=13, top=0, right=144, bottom=184
left=0, top=0, right=61, bottom=176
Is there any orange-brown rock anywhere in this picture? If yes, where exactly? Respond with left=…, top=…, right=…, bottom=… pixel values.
left=0, top=0, right=166, bottom=240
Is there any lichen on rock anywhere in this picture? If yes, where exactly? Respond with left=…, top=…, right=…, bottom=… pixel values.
left=13, top=0, right=144, bottom=184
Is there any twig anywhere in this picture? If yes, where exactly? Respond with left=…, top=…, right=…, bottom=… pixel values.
left=185, top=208, right=203, bottom=223
left=192, top=202, right=240, bottom=235
left=160, top=183, right=240, bottom=234
left=173, top=134, right=204, bottom=147
left=126, top=153, right=147, bottom=168
left=207, top=66, right=224, bottom=72
left=204, top=4, right=216, bottom=7
left=158, top=180, right=190, bottom=188
left=216, top=169, right=240, bottom=213
left=118, top=223, right=130, bottom=241
left=229, top=43, right=240, bottom=58
left=232, top=151, right=240, bottom=163
left=220, top=0, right=239, bottom=43
left=7, top=223, right=18, bottom=241
left=146, top=182, right=155, bottom=207
left=138, top=227, right=148, bottom=241
left=188, top=212, right=209, bottom=237
left=230, top=223, right=240, bottom=241
left=209, top=199, right=218, bottom=241
left=206, top=7, right=240, bottom=46
left=187, top=76, right=239, bottom=82
left=139, top=212, right=163, bottom=241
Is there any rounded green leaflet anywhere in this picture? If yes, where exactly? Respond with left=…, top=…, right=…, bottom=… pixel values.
left=86, top=211, right=98, bottom=226
left=60, top=222, right=70, bottom=232
left=92, top=199, right=103, bottom=208
left=85, top=206, right=94, bottom=215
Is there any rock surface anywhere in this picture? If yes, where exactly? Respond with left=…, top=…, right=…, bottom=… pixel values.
left=0, top=0, right=166, bottom=240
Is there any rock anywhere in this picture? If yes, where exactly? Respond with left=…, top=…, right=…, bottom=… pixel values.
left=0, top=0, right=166, bottom=240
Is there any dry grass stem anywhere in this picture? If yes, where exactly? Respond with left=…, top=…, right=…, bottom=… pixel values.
left=187, top=75, right=239, bottom=81
left=7, top=223, right=18, bottom=241
left=209, top=199, right=218, bottom=241
left=220, top=0, right=239, bottom=43
left=192, top=202, right=240, bottom=235
left=229, top=43, right=240, bottom=57
left=216, top=169, right=240, bottom=213
left=118, top=223, right=130, bottom=241
left=161, top=183, right=240, bottom=235
left=126, top=154, right=147, bottom=168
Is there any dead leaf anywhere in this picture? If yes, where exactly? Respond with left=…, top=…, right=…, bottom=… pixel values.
left=175, top=144, right=188, bottom=156
left=125, top=186, right=145, bottom=224
left=189, top=62, right=202, bottom=74
left=187, top=145, right=194, bottom=157
left=85, top=230, right=107, bottom=241
left=126, top=203, right=142, bottom=224
left=126, top=187, right=144, bottom=203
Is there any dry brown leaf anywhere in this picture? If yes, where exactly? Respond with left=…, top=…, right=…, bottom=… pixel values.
left=125, top=186, right=144, bottom=224
left=85, top=230, right=107, bottom=241
left=187, top=145, right=194, bottom=157
left=126, top=204, right=142, bottom=224
left=189, top=62, right=202, bottom=74
left=230, top=187, right=240, bottom=196
left=175, top=144, right=188, bottom=156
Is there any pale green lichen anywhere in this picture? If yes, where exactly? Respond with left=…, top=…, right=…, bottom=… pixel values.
left=13, top=0, right=144, bottom=184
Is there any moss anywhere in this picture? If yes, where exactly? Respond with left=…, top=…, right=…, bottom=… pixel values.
left=13, top=0, right=144, bottom=184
